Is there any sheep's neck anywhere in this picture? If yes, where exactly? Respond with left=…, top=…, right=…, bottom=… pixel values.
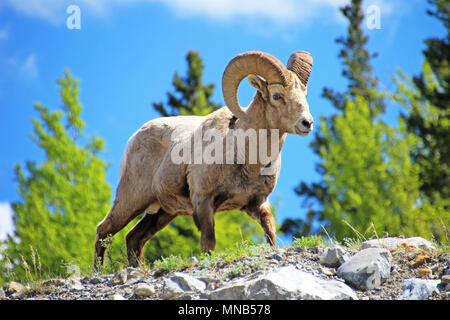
left=232, top=93, right=287, bottom=177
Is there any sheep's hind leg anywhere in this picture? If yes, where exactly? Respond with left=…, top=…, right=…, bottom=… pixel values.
left=126, top=209, right=177, bottom=267
left=94, top=198, right=150, bottom=270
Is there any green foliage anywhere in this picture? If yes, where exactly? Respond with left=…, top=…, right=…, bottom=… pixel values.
left=321, top=0, right=384, bottom=116
left=401, top=0, right=449, bottom=202
left=317, top=97, right=432, bottom=239
left=152, top=50, right=221, bottom=117
left=152, top=240, right=271, bottom=274
left=392, top=64, right=450, bottom=241
left=283, top=0, right=447, bottom=242
left=144, top=50, right=265, bottom=262
left=210, top=240, right=271, bottom=264
left=153, top=254, right=193, bottom=273
left=284, top=0, right=386, bottom=238
left=389, top=0, right=449, bottom=240
left=1, top=70, right=112, bottom=283
left=292, top=235, right=327, bottom=248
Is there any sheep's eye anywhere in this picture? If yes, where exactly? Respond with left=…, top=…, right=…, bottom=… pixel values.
left=272, top=93, right=282, bottom=101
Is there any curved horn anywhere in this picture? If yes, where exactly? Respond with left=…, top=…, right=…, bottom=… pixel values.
left=287, top=51, right=313, bottom=92
left=222, top=51, right=289, bottom=122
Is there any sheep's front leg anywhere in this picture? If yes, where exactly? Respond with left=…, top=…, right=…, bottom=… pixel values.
left=192, top=194, right=216, bottom=253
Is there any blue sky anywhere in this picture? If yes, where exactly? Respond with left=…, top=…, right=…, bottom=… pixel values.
left=0, top=0, right=445, bottom=242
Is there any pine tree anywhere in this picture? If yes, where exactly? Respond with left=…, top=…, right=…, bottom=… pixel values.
left=143, top=50, right=264, bottom=262
left=402, top=0, right=449, bottom=202
left=1, top=70, right=112, bottom=282
left=282, top=0, right=437, bottom=240
left=152, top=50, right=221, bottom=117
left=321, top=0, right=384, bottom=116
left=283, top=0, right=383, bottom=237
left=392, top=65, right=450, bottom=241
left=311, top=96, right=430, bottom=239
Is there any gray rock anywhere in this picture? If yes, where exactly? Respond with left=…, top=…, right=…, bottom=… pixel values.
left=400, top=278, right=440, bottom=300
left=42, top=278, right=66, bottom=287
left=209, top=283, right=247, bottom=300
left=134, top=283, right=155, bottom=297
left=127, top=268, right=146, bottom=280
left=109, top=293, right=127, bottom=300
left=195, top=273, right=220, bottom=285
left=89, top=277, right=104, bottom=285
left=171, top=272, right=206, bottom=292
left=124, top=278, right=141, bottom=286
left=337, top=248, right=392, bottom=290
left=271, top=252, right=284, bottom=262
left=176, top=293, right=196, bottom=300
left=67, top=279, right=84, bottom=291
left=0, top=287, right=6, bottom=300
left=209, top=266, right=357, bottom=300
left=362, top=237, right=436, bottom=251
left=162, top=278, right=185, bottom=298
left=109, top=269, right=128, bottom=286
left=318, top=266, right=336, bottom=276
left=441, top=275, right=450, bottom=284
left=4, top=281, right=26, bottom=295
left=246, top=266, right=357, bottom=300
left=319, top=245, right=350, bottom=267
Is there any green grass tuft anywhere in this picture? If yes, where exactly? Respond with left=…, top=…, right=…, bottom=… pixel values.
left=292, top=235, right=327, bottom=247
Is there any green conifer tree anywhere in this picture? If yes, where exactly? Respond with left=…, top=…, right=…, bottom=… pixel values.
left=282, top=0, right=383, bottom=237
left=1, top=70, right=112, bottom=282
left=392, top=64, right=450, bottom=241
left=402, top=0, right=449, bottom=202
left=282, top=0, right=437, bottom=240
left=152, top=50, right=221, bottom=117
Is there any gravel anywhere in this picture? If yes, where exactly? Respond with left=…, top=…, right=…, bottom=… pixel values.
left=1, top=237, right=448, bottom=300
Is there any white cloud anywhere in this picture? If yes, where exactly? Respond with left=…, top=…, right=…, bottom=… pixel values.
left=0, top=202, right=14, bottom=241
left=163, top=0, right=300, bottom=24
left=3, top=0, right=67, bottom=24
left=19, top=53, right=39, bottom=79
left=2, top=0, right=357, bottom=26
left=0, top=53, right=39, bottom=81
left=2, top=0, right=406, bottom=35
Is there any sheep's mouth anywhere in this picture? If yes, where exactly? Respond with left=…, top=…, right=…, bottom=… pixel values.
left=294, top=127, right=311, bottom=136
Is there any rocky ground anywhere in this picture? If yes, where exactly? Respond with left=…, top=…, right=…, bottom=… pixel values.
left=1, top=237, right=449, bottom=300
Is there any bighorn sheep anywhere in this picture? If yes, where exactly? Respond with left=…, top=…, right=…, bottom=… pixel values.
left=94, top=51, right=314, bottom=268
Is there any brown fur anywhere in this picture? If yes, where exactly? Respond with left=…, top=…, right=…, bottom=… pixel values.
left=94, top=69, right=313, bottom=268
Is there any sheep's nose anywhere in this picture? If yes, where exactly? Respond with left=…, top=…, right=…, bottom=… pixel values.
left=302, top=119, right=313, bottom=129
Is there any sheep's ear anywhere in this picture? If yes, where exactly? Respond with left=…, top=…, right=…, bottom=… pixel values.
left=299, top=82, right=308, bottom=96
left=248, top=74, right=268, bottom=97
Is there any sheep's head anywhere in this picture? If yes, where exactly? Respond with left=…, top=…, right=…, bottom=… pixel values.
left=222, top=51, right=314, bottom=136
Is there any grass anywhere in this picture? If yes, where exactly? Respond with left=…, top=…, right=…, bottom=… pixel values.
left=152, top=240, right=272, bottom=274
left=94, top=234, right=128, bottom=276
left=0, top=245, right=64, bottom=287
left=153, top=254, right=193, bottom=273
left=3, top=230, right=448, bottom=287
left=292, top=235, right=327, bottom=248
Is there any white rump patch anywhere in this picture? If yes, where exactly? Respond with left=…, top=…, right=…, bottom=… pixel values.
left=119, top=128, right=140, bottom=180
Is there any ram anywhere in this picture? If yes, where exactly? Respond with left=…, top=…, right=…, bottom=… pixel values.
left=94, top=51, right=314, bottom=268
